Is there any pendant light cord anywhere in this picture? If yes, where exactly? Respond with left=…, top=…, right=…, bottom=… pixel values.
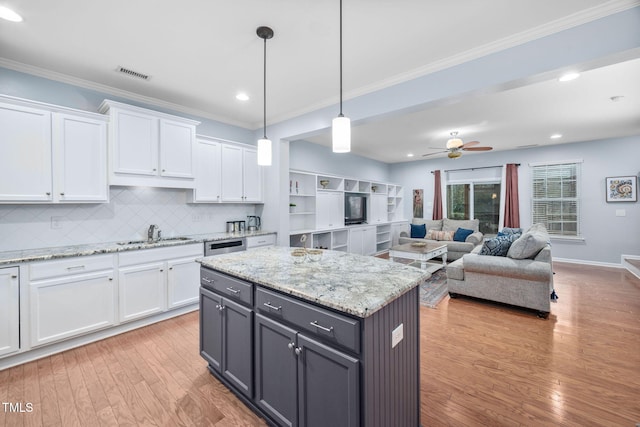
left=263, top=37, right=267, bottom=139
left=339, top=0, right=343, bottom=117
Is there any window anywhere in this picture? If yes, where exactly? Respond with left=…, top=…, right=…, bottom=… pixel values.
left=531, top=162, right=580, bottom=236
left=447, top=182, right=501, bottom=234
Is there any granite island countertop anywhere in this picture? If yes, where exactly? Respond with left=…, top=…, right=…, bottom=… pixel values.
left=198, top=246, right=430, bottom=318
left=0, top=230, right=276, bottom=266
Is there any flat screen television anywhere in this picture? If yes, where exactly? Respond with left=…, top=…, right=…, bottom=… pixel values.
left=345, top=193, right=367, bottom=225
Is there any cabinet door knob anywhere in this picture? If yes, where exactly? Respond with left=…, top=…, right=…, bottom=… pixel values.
left=11, top=275, right=17, bottom=279
left=160, top=269, right=164, bottom=272
left=46, top=192, right=51, bottom=196
left=294, top=347, right=302, bottom=356
left=109, top=277, right=113, bottom=281
left=60, top=192, right=65, bottom=196
left=288, top=342, right=295, bottom=350
left=162, top=169, right=166, bottom=172
left=153, top=168, right=157, bottom=171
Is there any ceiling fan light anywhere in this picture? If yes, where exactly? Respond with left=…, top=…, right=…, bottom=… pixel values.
left=446, top=137, right=463, bottom=149
left=448, top=151, right=462, bottom=159
left=332, top=115, right=351, bottom=153
left=257, top=138, right=272, bottom=166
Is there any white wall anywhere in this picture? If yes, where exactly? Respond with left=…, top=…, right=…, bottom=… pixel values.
left=290, top=140, right=390, bottom=182
left=389, top=136, right=640, bottom=265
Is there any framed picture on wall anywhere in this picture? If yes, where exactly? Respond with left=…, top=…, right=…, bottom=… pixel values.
left=605, top=176, right=637, bottom=202
left=413, top=189, right=424, bottom=218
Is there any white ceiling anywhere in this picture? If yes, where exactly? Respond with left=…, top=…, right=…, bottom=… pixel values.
left=1, top=0, right=639, bottom=163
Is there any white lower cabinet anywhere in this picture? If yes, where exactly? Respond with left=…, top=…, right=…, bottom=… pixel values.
left=349, top=226, right=377, bottom=256
left=118, top=262, right=166, bottom=322
left=167, top=256, right=201, bottom=309
left=0, top=267, right=20, bottom=357
left=246, top=234, right=277, bottom=250
left=29, top=255, right=117, bottom=347
left=118, top=243, right=203, bottom=322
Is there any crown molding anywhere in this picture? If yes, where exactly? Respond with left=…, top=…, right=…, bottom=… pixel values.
left=0, top=58, right=253, bottom=129
left=263, top=0, right=640, bottom=128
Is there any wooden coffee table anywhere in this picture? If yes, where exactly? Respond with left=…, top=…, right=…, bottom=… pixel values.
left=389, top=242, right=447, bottom=273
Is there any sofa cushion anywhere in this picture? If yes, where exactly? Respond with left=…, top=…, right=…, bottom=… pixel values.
left=412, top=218, right=443, bottom=231
left=446, top=258, right=465, bottom=281
left=410, top=223, right=426, bottom=238
left=465, top=232, right=484, bottom=245
left=453, top=227, right=474, bottom=242
left=426, top=229, right=454, bottom=241
left=479, top=234, right=517, bottom=257
left=443, top=218, right=479, bottom=232
left=507, top=228, right=548, bottom=259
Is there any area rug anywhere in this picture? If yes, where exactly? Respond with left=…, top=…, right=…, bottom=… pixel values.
left=419, top=269, right=448, bottom=308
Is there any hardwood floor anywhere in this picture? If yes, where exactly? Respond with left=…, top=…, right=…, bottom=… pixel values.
left=1, top=262, right=638, bottom=426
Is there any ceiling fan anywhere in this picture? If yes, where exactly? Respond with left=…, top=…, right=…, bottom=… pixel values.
left=422, top=132, right=493, bottom=159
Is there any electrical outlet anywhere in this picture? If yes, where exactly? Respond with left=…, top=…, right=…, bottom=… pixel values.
left=391, top=323, right=404, bottom=348
left=50, top=216, right=63, bottom=229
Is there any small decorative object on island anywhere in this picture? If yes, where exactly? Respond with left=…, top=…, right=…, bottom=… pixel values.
left=291, top=248, right=307, bottom=263
left=307, top=249, right=323, bottom=262
left=606, top=176, right=637, bottom=202
left=320, top=179, right=330, bottom=189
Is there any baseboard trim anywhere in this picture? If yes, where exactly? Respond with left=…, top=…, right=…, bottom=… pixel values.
left=553, top=257, right=622, bottom=269
left=0, top=304, right=198, bottom=371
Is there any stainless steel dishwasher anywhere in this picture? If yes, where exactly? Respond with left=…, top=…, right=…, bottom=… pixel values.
left=204, top=237, right=246, bottom=256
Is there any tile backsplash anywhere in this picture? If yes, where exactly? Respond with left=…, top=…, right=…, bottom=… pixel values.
left=0, top=187, right=257, bottom=252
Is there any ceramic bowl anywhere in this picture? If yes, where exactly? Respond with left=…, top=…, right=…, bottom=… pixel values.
left=307, top=249, right=323, bottom=262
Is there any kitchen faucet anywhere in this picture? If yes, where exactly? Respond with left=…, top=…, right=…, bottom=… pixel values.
left=147, top=224, right=159, bottom=242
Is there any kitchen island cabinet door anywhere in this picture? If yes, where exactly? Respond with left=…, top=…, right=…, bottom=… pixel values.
left=255, top=314, right=298, bottom=427
left=200, top=287, right=223, bottom=372
left=0, top=102, right=52, bottom=202
left=222, top=297, right=254, bottom=399
left=118, top=262, right=166, bottom=323
left=298, top=334, right=359, bottom=427
left=0, top=267, right=20, bottom=357
left=52, top=113, right=108, bottom=202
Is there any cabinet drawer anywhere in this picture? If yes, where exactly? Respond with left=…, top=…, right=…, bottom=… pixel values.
left=201, top=268, right=253, bottom=306
left=246, top=234, right=276, bottom=248
left=256, top=287, right=360, bottom=354
left=119, top=243, right=202, bottom=267
left=30, top=254, right=115, bottom=280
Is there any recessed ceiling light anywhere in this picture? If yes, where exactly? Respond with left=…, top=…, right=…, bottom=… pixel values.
left=235, top=93, right=249, bottom=101
left=0, top=6, right=23, bottom=22
left=550, top=134, right=562, bottom=139
left=407, top=153, right=414, bottom=157
left=558, top=72, right=580, bottom=82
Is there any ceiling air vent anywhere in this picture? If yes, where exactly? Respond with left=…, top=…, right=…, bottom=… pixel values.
left=116, top=66, right=150, bottom=81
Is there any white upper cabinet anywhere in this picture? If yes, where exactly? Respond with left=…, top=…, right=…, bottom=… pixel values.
left=220, top=144, right=263, bottom=203
left=191, top=137, right=223, bottom=203
left=0, top=96, right=108, bottom=203
left=369, top=194, right=388, bottom=224
left=317, top=191, right=344, bottom=229
left=53, top=113, right=108, bottom=202
left=100, top=100, right=199, bottom=189
left=0, top=102, right=52, bottom=202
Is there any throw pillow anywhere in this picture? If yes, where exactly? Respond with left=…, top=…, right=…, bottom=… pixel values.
left=453, top=227, right=474, bottom=242
left=507, top=231, right=548, bottom=259
left=497, top=227, right=522, bottom=237
left=479, top=234, right=517, bottom=256
left=426, top=229, right=455, bottom=241
left=410, top=223, right=426, bottom=238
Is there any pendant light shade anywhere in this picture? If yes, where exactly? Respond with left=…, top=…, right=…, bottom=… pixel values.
left=257, top=26, right=274, bottom=166
left=332, top=115, right=351, bottom=153
left=257, top=138, right=272, bottom=165
left=332, top=0, right=350, bottom=153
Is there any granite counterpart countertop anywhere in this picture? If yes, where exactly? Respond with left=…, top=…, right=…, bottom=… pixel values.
left=0, top=230, right=276, bottom=266
left=198, top=246, right=430, bottom=318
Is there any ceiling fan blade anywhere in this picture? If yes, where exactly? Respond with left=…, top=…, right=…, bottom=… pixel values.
left=461, top=140, right=480, bottom=148
left=422, top=151, right=447, bottom=157
left=463, top=146, right=493, bottom=151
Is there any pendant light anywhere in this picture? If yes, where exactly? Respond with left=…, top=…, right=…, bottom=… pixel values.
left=257, top=26, right=274, bottom=166
left=332, top=0, right=351, bottom=153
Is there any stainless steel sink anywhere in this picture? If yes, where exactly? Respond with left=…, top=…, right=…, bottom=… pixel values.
left=116, top=237, right=191, bottom=245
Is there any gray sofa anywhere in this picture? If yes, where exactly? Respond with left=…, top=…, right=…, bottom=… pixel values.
left=399, top=218, right=484, bottom=261
left=446, top=223, right=554, bottom=318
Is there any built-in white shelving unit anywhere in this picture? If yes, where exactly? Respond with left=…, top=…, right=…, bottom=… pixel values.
left=289, top=169, right=406, bottom=254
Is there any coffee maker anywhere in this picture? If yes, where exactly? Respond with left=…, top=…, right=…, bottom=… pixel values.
left=247, top=216, right=261, bottom=231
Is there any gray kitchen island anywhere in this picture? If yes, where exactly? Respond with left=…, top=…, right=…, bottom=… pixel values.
left=198, top=246, right=429, bottom=427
